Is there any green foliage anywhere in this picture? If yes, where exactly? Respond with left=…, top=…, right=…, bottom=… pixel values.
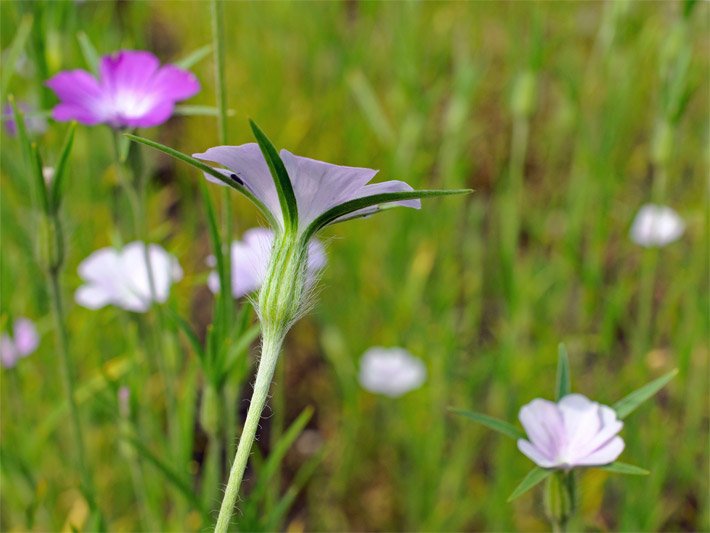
left=613, top=369, right=679, bottom=419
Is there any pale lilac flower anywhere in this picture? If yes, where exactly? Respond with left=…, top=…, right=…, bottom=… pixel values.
left=630, top=204, right=685, bottom=247
left=75, top=241, right=183, bottom=313
left=0, top=318, right=39, bottom=368
left=207, top=228, right=326, bottom=298
left=194, top=144, right=421, bottom=233
left=46, top=50, right=200, bottom=128
left=358, top=347, right=427, bottom=398
left=3, top=102, right=48, bottom=136
left=517, top=394, right=624, bottom=469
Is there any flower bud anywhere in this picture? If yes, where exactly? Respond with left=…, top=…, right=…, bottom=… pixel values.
left=200, top=384, right=222, bottom=437
left=544, top=472, right=575, bottom=531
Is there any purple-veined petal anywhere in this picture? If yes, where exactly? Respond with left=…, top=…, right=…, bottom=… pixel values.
left=517, top=439, right=557, bottom=468
left=280, top=149, right=378, bottom=229
left=519, top=399, right=565, bottom=459
left=100, top=50, right=160, bottom=97
left=194, top=144, right=283, bottom=227
left=573, top=404, right=623, bottom=460
left=558, top=394, right=603, bottom=457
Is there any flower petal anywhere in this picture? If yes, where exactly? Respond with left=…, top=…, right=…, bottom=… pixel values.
left=100, top=50, right=160, bottom=96
left=280, top=149, right=378, bottom=229
left=630, top=204, right=685, bottom=247
left=75, top=284, right=113, bottom=310
left=46, top=70, right=106, bottom=124
left=518, top=399, right=565, bottom=459
left=13, top=318, right=38, bottom=357
left=558, top=394, right=603, bottom=457
left=150, top=64, right=200, bottom=101
left=334, top=180, right=422, bottom=223
left=517, top=439, right=558, bottom=468
left=0, top=335, right=18, bottom=368
left=573, top=436, right=625, bottom=466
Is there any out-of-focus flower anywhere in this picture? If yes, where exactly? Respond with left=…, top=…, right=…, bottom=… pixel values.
left=0, top=318, right=39, bottom=368
left=46, top=50, right=200, bottom=128
left=517, top=394, right=624, bottom=469
left=75, top=241, right=182, bottom=313
left=358, top=347, right=427, bottom=398
left=3, top=102, right=48, bottom=136
left=42, top=166, right=55, bottom=185
left=195, top=143, right=421, bottom=234
left=630, top=204, right=685, bottom=247
left=207, top=228, right=326, bottom=298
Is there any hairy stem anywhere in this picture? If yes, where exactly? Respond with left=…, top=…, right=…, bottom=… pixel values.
left=214, top=330, right=283, bottom=532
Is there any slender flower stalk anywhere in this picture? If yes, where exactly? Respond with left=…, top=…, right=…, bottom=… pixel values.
left=127, top=121, right=470, bottom=531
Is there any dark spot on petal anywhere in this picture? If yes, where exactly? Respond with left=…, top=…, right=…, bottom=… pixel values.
left=230, top=173, right=245, bottom=186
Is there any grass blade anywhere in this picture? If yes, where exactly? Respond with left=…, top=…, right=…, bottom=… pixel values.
left=77, top=32, right=100, bottom=75
left=173, top=105, right=223, bottom=117
left=174, top=44, right=212, bottom=69
left=30, top=144, right=49, bottom=214
left=612, top=368, right=678, bottom=419
left=49, top=122, right=76, bottom=212
left=449, top=408, right=526, bottom=440
left=249, top=120, right=299, bottom=231
left=507, top=467, right=553, bottom=502
left=1, top=15, right=33, bottom=101
left=598, top=461, right=649, bottom=476
left=124, top=133, right=278, bottom=228
left=555, top=343, right=571, bottom=400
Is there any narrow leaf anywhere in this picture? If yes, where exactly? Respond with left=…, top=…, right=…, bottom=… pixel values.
left=555, top=343, right=571, bottom=401
left=612, top=369, right=678, bottom=419
left=303, top=188, right=471, bottom=242
left=30, top=144, right=49, bottom=214
left=164, top=307, right=204, bottom=361
left=508, top=467, right=553, bottom=502
left=8, top=95, right=31, bottom=165
left=123, top=435, right=210, bottom=521
left=1, top=15, right=33, bottom=100
left=124, top=133, right=278, bottom=228
left=49, top=122, right=76, bottom=212
left=249, top=120, right=298, bottom=230
left=173, top=44, right=212, bottom=69
left=222, top=323, right=261, bottom=378
left=449, top=408, right=526, bottom=440
left=77, top=32, right=100, bottom=75
left=173, top=105, right=223, bottom=117
left=598, top=461, right=649, bottom=476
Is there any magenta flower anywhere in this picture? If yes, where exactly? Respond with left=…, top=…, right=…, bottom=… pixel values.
left=0, top=318, right=39, bottom=368
left=195, top=143, right=421, bottom=234
left=46, top=50, right=199, bottom=128
left=207, top=228, right=326, bottom=298
left=517, top=394, right=624, bottom=469
left=75, top=241, right=183, bottom=313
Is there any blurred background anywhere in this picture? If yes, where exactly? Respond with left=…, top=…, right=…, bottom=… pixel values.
left=1, top=1, right=707, bottom=531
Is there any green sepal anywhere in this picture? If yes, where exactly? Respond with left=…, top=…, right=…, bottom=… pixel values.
left=597, top=461, right=649, bottom=476
left=555, top=343, right=571, bottom=401
left=249, top=120, right=298, bottom=232
left=612, top=368, right=678, bottom=419
left=302, top=188, right=472, bottom=242
left=124, top=133, right=278, bottom=228
left=173, top=44, right=212, bottom=69
left=449, top=407, right=526, bottom=440
left=49, top=122, right=76, bottom=213
left=508, top=467, right=553, bottom=502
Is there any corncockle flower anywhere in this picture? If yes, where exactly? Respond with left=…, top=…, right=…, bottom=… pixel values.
left=359, top=347, right=427, bottom=398
left=517, top=394, right=624, bottom=469
left=126, top=121, right=469, bottom=532
left=3, top=102, right=48, bottom=136
left=0, top=317, right=39, bottom=368
left=630, top=204, right=685, bottom=247
left=75, top=241, right=182, bottom=313
left=46, top=50, right=199, bottom=128
left=207, top=227, right=326, bottom=298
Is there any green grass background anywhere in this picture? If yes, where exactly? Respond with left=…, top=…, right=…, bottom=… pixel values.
left=0, top=0, right=707, bottom=531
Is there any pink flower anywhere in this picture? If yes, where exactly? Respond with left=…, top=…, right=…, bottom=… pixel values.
left=46, top=50, right=200, bottom=128
left=194, top=144, right=421, bottom=234
left=207, top=228, right=326, bottom=298
left=0, top=318, right=39, bottom=368
left=358, top=347, right=427, bottom=397
left=517, top=394, right=624, bottom=469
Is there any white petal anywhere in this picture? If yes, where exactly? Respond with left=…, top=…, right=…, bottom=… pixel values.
left=75, top=285, right=113, bottom=310
left=358, top=347, right=426, bottom=397
left=518, top=399, right=565, bottom=458
left=517, top=439, right=558, bottom=468
left=558, top=394, right=603, bottom=455
left=573, top=436, right=625, bottom=466
left=630, top=204, right=685, bottom=247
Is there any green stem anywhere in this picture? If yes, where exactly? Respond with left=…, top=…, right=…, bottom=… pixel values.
left=46, top=216, right=97, bottom=513
left=214, top=330, right=284, bottom=532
